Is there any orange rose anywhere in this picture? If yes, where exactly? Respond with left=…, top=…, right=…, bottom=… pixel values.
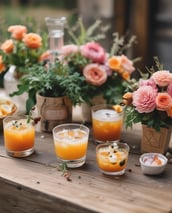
left=122, top=92, right=133, bottom=105
left=39, top=50, right=51, bottom=61
left=166, top=106, right=172, bottom=117
left=108, top=56, right=121, bottom=71
left=1, top=39, right=14, bottom=53
left=8, top=25, right=27, bottom=40
left=23, top=33, right=42, bottom=49
left=121, top=70, right=130, bottom=80
left=156, top=92, right=172, bottom=111
left=0, top=56, right=6, bottom=73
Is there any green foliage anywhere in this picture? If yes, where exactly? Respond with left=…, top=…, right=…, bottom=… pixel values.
left=110, top=32, right=137, bottom=56
left=66, top=18, right=109, bottom=45
left=11, top=60, right=84, bottom=113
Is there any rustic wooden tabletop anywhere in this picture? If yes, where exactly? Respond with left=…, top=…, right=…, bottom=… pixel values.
left=1, top=88, right=172, bottom=213
left=0, top=123, right=172, bottom=213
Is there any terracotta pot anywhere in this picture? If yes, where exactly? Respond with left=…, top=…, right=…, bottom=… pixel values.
left=141, top=125, right=172, bottom=154
left=36, top=93, right=72, bottom=133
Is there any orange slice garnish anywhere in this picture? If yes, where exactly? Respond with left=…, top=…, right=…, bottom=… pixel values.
left=112, top=105, right=123, bottom=113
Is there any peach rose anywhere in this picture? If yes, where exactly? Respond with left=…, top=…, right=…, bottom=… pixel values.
left=23, top=33, right=42, bottom=49
left=151, top=70, right=172, bottom=87
left=0, top=56, right=6, bottom=73
left=8, top=25, right=27, bottom=40
left=120, top=55, right=135, bottom=74
left=83, top=63, right=107, bottom=86
left=155, top=92, right=172, bottom=111
left=1, top=39, right=14, bottom=53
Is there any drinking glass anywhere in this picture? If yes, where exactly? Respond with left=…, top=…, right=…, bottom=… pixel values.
left=3, top=115, right=35, bottom=157
left=91, top=104, right=123, bottom=143
left=52, top=123, right=89, bottom=168
left=96, top=141, right=129, bottom=175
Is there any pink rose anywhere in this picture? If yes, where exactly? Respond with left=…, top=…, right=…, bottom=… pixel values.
left=61, top=44, right=79, bottom=57
left=81, top=42, right=106, bottom=64
left=151, top=70, right=172, bottom=87
left=83, top=63, right=107, bottom=86
left=167, top=83, right=172, bottom=97
left=133, top=86, right=157, bottom=113
left=139, top=79, right=157, bottom=90
left=121, top=55, right=135, bottom=74
left=156, top=92, right=172, bottom=111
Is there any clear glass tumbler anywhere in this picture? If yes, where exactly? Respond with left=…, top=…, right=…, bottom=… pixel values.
left=92, top=104, right=123, bottom=143
left=3, top=115, right=35, bottom=157
left=52, top=123, right=89, bottom=168
left=96, top=141, right=129, bottom=175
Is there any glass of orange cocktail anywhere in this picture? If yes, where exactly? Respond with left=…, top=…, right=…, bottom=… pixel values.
left=52, top=123, right=89, bottom=168
left=3, top=115, right=35, bottom=157
left=91, top=104, right=123, bottom=143
left=96, top=141, right=129, bottom=175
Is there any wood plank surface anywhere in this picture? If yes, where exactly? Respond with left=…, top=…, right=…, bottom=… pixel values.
left=0, top=124, right=172, bottom=213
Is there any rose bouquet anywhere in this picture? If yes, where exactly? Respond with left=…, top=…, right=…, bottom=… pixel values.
left=61, top=19, right=138, bottom=105
left=0, top=25, right=47, bottom=76
left=7, top=18, right=138, bottom=113
left=123, top=58, right=172, bottom=131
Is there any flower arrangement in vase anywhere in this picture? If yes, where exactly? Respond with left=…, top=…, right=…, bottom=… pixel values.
left=0, top=24, right=47, bottom=113
left=4, top=18, right=139, bottom=120
left=62, top=18, right=138, bottom=106
left=0, top=25, right=47, bottom=75
left=123, top=57, right=172, bottom=153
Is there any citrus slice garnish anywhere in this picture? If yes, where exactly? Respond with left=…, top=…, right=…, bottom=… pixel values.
left=112, top=104, right=123, bottom=113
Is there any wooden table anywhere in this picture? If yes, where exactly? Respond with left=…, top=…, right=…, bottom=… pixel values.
left=0, top=123, right=172, bottom=213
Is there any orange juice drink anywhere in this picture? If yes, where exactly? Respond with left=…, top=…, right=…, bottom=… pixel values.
left=3, top=115, right=35, bottom=157
left=96, top=141, right=129, bottom=175
left=53, top=123, right=89, bottom=168
left=92, top=104, right=123, bottom=143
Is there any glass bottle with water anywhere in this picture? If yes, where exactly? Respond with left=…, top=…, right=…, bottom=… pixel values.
left=45, top=16, right=66, bottom=63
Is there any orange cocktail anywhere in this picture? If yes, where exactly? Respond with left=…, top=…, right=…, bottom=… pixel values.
left=3, top=115, right=35, bottom=157
left=96, top=141, right=129, bottom=175
left=53, top=123, right=89, bottom=168
left=92, top=104, right=123, bottom=143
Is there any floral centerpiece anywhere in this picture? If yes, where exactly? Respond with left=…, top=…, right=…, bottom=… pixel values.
left=2, top=18, right=138, bottom=116
left=123, top=57, right=172, bottom=132
left=0, top=24, right=47, bottom=76
left=61, top=19, right=138, bottom=105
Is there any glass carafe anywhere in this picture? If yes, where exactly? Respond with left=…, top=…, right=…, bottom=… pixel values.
left=45, top=16, right=66, bottom=63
